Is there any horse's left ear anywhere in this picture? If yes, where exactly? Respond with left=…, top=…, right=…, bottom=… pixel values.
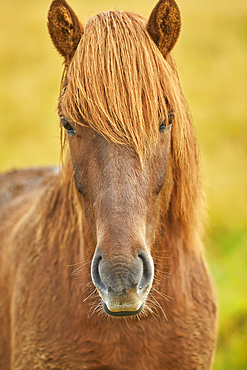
left=47, top=0, right=83, bottom=64
left=147, top=0, right=181, bottom=58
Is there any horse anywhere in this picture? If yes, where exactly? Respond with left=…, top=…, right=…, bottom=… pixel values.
left=0, top=0, right=218, bottom=368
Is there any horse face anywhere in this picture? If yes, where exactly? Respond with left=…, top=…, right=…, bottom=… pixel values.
left=64, top=123, right=172, bottom=316
left=48, top=0, right=181, bottom=316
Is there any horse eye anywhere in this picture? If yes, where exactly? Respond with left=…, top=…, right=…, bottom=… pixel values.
left=168, top=112, right=174, bottom=124
left=61, top=118, right=76, bottom=137
left=159, top=122, right=172, bottom=133
left=159, top=112, right=174, bottom=133
left=159, top=124, right=166, bottom=133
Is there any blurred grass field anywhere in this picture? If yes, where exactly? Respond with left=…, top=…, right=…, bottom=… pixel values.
left=0, top=0, right=247, bottom=368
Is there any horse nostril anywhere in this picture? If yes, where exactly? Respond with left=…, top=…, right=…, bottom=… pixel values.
left=137, top=252, right=154, bottom=290
left=91, top=252, right=107, bottom=293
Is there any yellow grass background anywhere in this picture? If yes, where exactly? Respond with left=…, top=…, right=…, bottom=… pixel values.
left=0, top=0, right=246, bottom=368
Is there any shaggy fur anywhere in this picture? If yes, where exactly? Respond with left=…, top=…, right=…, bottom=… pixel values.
left=0, top=0, right=217, bottom=369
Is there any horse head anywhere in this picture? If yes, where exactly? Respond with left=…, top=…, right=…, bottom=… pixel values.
left=47, top=0, right=183, bottom=316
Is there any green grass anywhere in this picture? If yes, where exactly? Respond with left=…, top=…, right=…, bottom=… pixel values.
left=1, top=0, right=247, bottom=368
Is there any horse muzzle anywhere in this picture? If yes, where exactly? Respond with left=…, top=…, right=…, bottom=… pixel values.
left=91, top=248, right=154, bottom=317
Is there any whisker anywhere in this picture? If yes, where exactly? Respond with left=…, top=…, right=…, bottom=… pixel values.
left=71, top=260, right=92, bottom=275
left=152, top=252, right=171, bottom=259
left=88, top=302, right=102, bottom=318
left=152, top=287, right=173, bottom=303
left=124, top=317, right=130, bottom=329
left=155, top=273, right=171, bottom=278
left=149, top=294, right=168, bottom=321
left=66, top=260, right=90, bottom=267
left=81, top=281, right=94, bottom=290
left=155, top=268, right=171, bottom=274
left=144, top=298, right=161, bottom=321
left=153, top=262, right=171, bottom=266
left=83, top=288, right=97, bottom=302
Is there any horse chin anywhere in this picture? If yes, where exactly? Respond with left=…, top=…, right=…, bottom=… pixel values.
left=102, top=301, right=145, bottom=317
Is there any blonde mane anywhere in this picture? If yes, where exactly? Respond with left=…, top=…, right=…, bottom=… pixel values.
left=62, top=12, right=180, bottom=155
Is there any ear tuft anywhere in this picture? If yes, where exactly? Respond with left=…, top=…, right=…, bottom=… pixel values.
left=47, top=0, right=83, bottom=63
left=147, top=0, right=181, bottom=58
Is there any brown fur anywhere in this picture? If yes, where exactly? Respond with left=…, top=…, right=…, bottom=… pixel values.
left=0, top=0, right=217, bottom=369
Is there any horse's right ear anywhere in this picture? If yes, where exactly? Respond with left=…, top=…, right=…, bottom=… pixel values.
left=47, top=0, right=83, bottom=64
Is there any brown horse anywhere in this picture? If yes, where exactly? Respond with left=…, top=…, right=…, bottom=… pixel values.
left=0, top=0, right=217, bottom=368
